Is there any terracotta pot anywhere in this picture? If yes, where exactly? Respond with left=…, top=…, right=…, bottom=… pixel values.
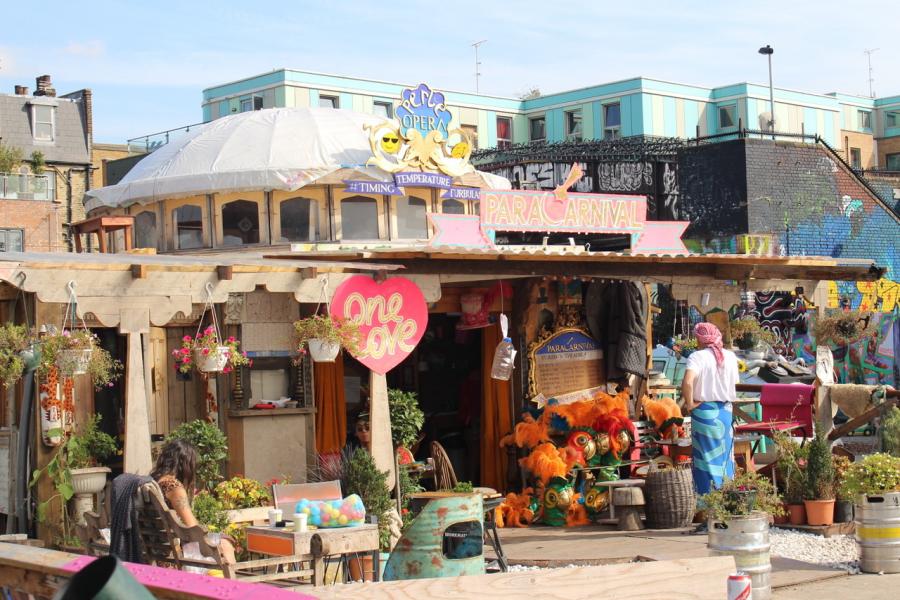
left=787, top=503, right=806, bottom=525
left=348, top=554, right=374, bottom=582
left=773, top=504, right=789, bottom=524
left=804, top=499, right=835, bottom=526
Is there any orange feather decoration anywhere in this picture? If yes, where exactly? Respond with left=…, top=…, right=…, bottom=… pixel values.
left=519, top=442, right=568, bottom=484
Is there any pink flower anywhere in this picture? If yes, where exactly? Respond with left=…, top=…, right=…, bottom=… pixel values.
left=227, top=336, right=236, bottom=343
left=201, top=348, right=210, bottom=356
left=108, top=383, right=114, bottom=388
left=183, top=335, right=192, bottom=342
left=223, top=366, right=233, bottom=374
left=204, top=326, right=215, bottom=335
left=183, top=357, right=191, bottom=364
left=248, top=359, right=254, bottom=368
left=63, top=330, right=71, bottom=337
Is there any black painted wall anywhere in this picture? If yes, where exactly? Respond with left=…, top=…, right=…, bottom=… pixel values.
left=676, top=140, right=749, bottom=239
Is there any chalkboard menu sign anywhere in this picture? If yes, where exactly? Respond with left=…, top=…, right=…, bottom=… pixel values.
left=529, top=328, right=604, bottom=399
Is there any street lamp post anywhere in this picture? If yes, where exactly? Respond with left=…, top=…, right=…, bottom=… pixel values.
left=758, top=45, right=775, bottom=139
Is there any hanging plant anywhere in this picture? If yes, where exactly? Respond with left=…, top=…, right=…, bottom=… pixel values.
left=293, top=314, right=361, bottom=363
left=172, top=327, right=250, bottom=374
left=0, top=323, right=30, bottom=389
left=813, top=310, right=875, bottom=347
left=729, top=317, right=777, bottom=351
left=39, top=329, right=122, bottom=389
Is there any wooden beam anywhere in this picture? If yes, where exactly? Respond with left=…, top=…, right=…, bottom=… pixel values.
left=829, top=396, right=900, bottom=441
left=305, top=556, right=737, bottom=600
left=217, top=265, right=234, bottom=281
left=130, top=264, right=147, bottom=279
left=299, top=267, right=317, bottom=279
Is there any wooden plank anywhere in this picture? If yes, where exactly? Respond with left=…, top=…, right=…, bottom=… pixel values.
left=304, top=556, right=736, bottom=600
left=217, top=265, right=234, bottom=281
left=131, top=264, right=148, bottom=279
left=167, top=328, right=186, bottom=431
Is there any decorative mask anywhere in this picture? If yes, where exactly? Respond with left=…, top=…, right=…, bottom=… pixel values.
left=565, top=428, right=597, bottom=468
left=540, top=477, right=574, bottom=527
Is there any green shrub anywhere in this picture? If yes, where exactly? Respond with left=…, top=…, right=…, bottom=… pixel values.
left=0, top=323, right=29, bottom=389
left=882, top=407, right=900, bottom=458
left=342, top=448, right=393, bottom=550
left=839, top=453, right=900, bottom=499
left=388, top=388, right=424, bottom=449
left=804, top=430, right=835, bottom=500
left=699, top=472, right=785, bottom=521
left=68, top=415, right=118, bottom=469
left=166, top=420, right=228, bottom=491
left=192, top=491, right=229, bottom=532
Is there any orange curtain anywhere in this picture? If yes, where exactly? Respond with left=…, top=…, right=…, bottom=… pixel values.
left=481, top=323, right=513, bottom=492
left=314, top=358, right=347, bottom=456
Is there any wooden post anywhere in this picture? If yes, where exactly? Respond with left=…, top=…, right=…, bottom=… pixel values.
left=368, top=371, right=395, bottom=490
left=120, top=308, right=152, bottom=475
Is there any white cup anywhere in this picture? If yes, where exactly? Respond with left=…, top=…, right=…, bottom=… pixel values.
left=268, top=508, right=283, bottom=527
left=294, top=513, right=308, bottom=532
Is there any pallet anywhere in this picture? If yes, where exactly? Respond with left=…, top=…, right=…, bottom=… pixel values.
left=772, top=521, right=855, bottom=538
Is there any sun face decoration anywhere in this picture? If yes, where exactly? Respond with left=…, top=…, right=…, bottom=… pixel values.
left=380, top=133, right=401, bottom=154
left=451, top=141, right=469, bottom=158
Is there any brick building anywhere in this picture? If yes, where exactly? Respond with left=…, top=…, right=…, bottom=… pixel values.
left=0, top=75, right=93, bottom=253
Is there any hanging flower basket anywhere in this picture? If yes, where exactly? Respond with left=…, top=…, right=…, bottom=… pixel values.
left=195, top=345, right=231, bottom=373
left=307, top=338, right=341, bottom=363
left=56, top=348, right=93, bottom=376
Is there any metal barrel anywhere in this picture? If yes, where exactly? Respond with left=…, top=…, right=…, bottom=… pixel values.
left=856, top=492, right=900, bottom=574
left=708, top=512, right=772, bottom=600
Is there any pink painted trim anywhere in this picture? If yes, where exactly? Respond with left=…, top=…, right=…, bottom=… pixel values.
left=61, top=556, right=315, bottom=599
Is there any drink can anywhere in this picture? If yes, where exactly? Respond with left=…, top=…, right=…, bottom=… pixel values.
left=727, top=572, right=752, bottom=600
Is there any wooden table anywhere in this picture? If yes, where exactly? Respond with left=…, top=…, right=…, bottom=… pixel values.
left=245, top=524, right=380, bottom=585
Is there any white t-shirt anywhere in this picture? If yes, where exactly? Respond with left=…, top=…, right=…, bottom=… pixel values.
left=685, top=347, right=739, bottom=404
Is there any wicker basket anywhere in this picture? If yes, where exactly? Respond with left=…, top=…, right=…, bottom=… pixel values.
left=645, top=465, right=696, bottom=529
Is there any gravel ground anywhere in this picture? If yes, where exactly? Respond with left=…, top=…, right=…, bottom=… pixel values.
left=769, top=528, right=860, bottom=573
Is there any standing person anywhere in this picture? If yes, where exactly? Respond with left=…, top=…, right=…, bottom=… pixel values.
left=681, top=322, right=739, bottom=496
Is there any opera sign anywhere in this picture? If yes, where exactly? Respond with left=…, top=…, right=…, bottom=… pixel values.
left=330, top=275, right=428, bottom=375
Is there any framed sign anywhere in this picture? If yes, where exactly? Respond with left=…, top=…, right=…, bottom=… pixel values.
left=528, top=328, right=604, bottom=399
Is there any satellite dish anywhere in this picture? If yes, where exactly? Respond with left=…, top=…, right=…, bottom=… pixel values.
left=759, top=111, right=775, bottom=132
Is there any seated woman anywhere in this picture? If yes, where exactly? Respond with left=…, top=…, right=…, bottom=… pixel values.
left=151, top=439, right=236, bottom=564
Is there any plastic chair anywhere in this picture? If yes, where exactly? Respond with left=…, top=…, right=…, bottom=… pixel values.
left=734, top=383, right=815, bottom=453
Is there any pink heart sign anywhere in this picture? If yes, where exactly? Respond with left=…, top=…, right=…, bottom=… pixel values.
left=330, top=275, right=428, bottom=374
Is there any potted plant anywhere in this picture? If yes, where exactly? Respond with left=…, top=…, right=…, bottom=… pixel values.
left=832, top=454, right=854, bottom=523
left=773, top=429, right=808, bottom=525
left=729, top=317, right=777, bottom=354
left=293, top=314, right=361, bottom=363
left=672, top=335, right=698, bottom=358
left=0, top=323, right=30, bottom=390
left=803, top=430, right=836, bottom=526
left=388, top=388, right=425, bottom=453
left=166, top=420, right=228, bottom=492
left=839, top=453, right=900, bottom=574
left=38, top=329, right=122, bottom=388
left=173, top=327, right=250, bottom=375
left=342, top=447, right=394, bottom=581
left=702, top=472, right=784, bottom=598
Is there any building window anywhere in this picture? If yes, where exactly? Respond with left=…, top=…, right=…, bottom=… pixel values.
left=497, top=117, right=512, bottom=149
left=31, top=104, right=55, bottom=142
left=340, top=196, right=379, bottom=239
left=719, top=104, right=737, bottom=129
left=887, top=153, right=900, bottom=170
left=240, top=96, right=264, bottom=112
left=604, top=103, right=621, bottom=139
left=279, top=197, right=319, bottom=242
left=134, top=211, right=157, bottom=249
left=529, top=116, right=546, bottom=142
left=173, top=204, right=203, bottom=250
left=373, top=101, right=393, bottom=119
left=441, top=199, right=466, bottom=214
left=887, top=111, right=900, bottom=128
left=221, top=199, right=260, bottom=246
left=565, top=110, right=583, bottom=141
left=850, top=148, right=862, bottom=169
left=0, top=228, right=24, bottom=252
left=858, top=110, right=872, bottom=130
left=394, top=196, right=428, bottom=239
left=319, top=95, right=339, bottom=109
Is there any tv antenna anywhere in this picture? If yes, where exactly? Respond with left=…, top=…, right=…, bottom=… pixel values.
left=864, top=48, right=879, bottom=98
left=472, top=40, right=487, bottom=94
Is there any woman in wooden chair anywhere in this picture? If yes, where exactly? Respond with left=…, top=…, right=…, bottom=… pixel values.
left=150, top=439, right=236, bottom=564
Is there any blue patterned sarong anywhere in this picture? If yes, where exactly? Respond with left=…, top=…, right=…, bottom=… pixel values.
left=691, top=401, right=735, bottom=495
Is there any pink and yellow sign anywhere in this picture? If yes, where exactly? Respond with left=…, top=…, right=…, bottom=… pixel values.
left=428, top=164, right=689, bottom=253
left=330, top=275, right=428, bottom=374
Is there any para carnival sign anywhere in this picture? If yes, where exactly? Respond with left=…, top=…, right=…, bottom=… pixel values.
left=427, top=164, right=690, bottom=253
left=330, top=275, right=428, bottom=375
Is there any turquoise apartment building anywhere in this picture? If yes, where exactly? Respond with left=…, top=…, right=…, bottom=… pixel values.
left=202, top=69, right=900, bottom=170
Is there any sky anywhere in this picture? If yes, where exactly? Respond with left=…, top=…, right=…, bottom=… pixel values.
left=1, top=0, right=896, bottom=143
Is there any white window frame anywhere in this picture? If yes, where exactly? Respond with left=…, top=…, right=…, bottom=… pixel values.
left=529, top=116, right=546, bottom=142
left=496, top=116, right=512, bottom=148
left=0, top=228, right=24, bottom=252
left=603, top=103, right=621, bottom=139
left=858, top=110, right=872, bottom=130
left=240, top=97, right=253, bottom=112
left=718, top=104, right=737, bottom=129
left=31, top=104, right=55, bottom=142
left=373, top=101, right=393, bottom=119
left=319, top=95, right=339, bottom=109
left=565, top=109, right=583, bottom=141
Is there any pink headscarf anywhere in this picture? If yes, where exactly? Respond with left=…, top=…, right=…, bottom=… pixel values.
left=693, top=322, right=725, bottom=367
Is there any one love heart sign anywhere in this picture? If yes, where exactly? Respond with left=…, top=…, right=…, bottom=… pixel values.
left=330, top=275, right=428, bottom=375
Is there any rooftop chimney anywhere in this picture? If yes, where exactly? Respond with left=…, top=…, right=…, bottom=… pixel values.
left=34, top=75, right=56, bottom=97
left=14, top=85, right=29, bottom=96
